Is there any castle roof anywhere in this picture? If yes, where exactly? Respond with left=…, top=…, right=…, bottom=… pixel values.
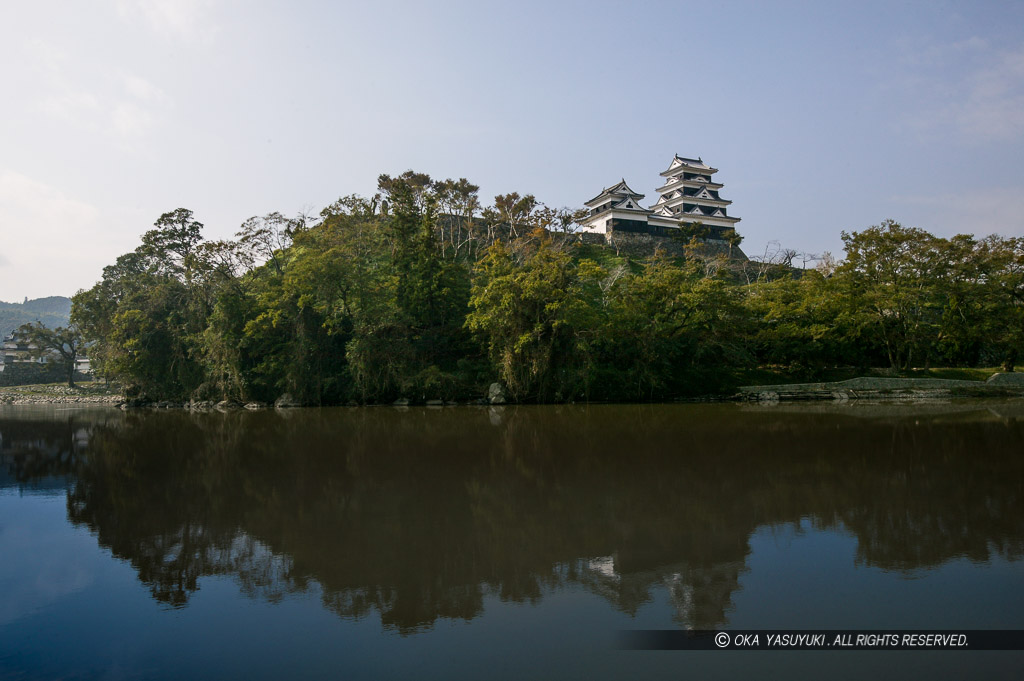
left=584, top=179, right=646, bottom=207
left=660, top=154, right=718, bottom=177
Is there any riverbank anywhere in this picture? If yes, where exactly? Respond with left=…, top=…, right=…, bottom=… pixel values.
left=0, top=382, right=122, bottom=405
left=737, top=373, right=1024, bottom=401
left=5, top=373, right=1024, bottom=408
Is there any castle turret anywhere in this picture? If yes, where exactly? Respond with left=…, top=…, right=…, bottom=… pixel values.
left=650, top=155, right=740, bottom=232
left=580, top=179, right=653, bottom=234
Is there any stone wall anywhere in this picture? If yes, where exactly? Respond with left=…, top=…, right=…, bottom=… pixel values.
left=432, top=215, right=748, bottom=262
left=588, top=228, right=747, bottom=261
left=0, top=362, right=89, bottom=387
left=987, top=372, right=1024, bottom=386
left=737, top=376, right=1024, bottom=401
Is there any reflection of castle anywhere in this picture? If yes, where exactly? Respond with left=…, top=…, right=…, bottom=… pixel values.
left=577, top=555, right=744, bottom=630
left=4, top=405, right=1023, bottom=633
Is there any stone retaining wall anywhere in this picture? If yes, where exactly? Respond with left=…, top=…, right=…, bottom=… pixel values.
left=738, top=376, right=1024, bottom=402
left=601, top=229, right=744, bottom=260
left=987, top=372, right=1024, bottom=386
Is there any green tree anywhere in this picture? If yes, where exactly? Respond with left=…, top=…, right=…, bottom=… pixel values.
left=722, top=227, right=744, bottom=258
left=834, top=221, right=946, bottom=371
left=673, top=221, right=712, bottom=244
left=466, top=237, right=604, bottom=401
left=15, top=322, right=85, bottom=387
left=980, top=236, right=1024, bottom=371
left=141, top=208, right=205, bottom=283
left=598, top=254, right=749, bottom=399
left=72, top=209, right=212, bottom=399
left=743, top=272, right=857, bottom=375
left=432, top=177, right=481, bottom=259
left=486, top=192, right=539, bottom=240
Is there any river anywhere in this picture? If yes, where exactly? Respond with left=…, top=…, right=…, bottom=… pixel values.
left=1, top=402, right=1022, bottom=679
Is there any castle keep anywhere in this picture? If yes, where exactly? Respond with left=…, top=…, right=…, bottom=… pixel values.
left=581, top=155, right=742, bottom=245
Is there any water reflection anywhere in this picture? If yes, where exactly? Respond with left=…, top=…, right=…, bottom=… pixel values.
left=2, top=403, right=1023, bottom=633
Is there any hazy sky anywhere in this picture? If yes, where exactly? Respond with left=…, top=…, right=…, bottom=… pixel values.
left=2, top=0, right=1024, bottom=300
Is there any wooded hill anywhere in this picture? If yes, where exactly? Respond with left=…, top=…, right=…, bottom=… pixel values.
left=70, top=171, right=1024, bottom=404
left=0, top=297, right=71, bottom=338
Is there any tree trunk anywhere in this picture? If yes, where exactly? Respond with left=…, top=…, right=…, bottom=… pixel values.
left=1004, top=349, right=1017, bottom=373
left=67, top=363, right=76, bottom=388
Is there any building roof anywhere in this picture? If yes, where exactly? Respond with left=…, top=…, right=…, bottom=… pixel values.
left=660, top=154, right=718, bottom=177
left=683, top=186, right=719, bottom=198
left=656, top=178, right=724, bottom=192
left=584, top=179, right=646, bottom=207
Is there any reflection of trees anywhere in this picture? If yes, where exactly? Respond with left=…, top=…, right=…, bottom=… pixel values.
left=2, top=404, right=1023, bottom=632
left=0, top=409, right=118, bottom=493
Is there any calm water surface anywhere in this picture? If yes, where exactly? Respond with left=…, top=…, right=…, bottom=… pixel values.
left=1, top=402, right=1023, bottom=679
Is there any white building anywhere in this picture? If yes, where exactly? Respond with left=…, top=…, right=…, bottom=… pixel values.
left=1, top=332, right=43, bottom=367
left=581, top=155, right=741, bottom=237
left=0, top=332, right=90, bottom=375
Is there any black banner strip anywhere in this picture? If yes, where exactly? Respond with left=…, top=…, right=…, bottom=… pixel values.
left=618, top=630, right=1024, bottom=651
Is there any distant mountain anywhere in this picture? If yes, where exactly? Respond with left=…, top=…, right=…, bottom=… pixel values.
left=0, top=296, right=72, bottom=338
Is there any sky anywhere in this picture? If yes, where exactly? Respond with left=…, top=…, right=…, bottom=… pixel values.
left=2, top=0, right=1024, bottom=300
